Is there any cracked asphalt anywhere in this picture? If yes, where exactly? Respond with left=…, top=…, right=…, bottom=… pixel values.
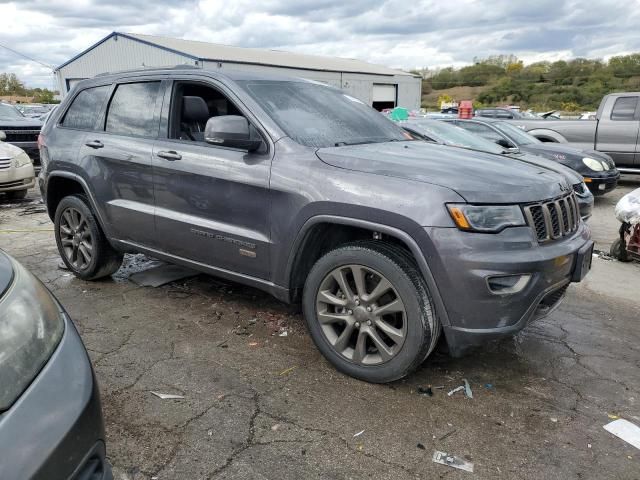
left=1, top=182, right=639, bottom=480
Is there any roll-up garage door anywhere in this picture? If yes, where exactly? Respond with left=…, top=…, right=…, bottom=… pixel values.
left=371, top=84, right=397, bottom=110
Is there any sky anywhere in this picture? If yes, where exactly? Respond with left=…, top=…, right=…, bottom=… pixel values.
left=0, top=0, right=639, bottom=89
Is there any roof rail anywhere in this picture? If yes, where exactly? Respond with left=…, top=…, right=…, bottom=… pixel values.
left=94, top=64, right=201, bottom=77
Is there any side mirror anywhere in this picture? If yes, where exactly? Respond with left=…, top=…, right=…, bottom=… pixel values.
left=495, top=138, right=513, bottom=149
left=0, top=131, right=5, bottom=141
left=204, top=115, right=262, bottom=152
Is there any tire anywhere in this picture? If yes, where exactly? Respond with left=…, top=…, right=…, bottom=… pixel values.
left=6, top=189, right=28, bottom=200
left=54, top=195, right=123, bottom=280
left=610, top=238, right=631, bottom=263
left=302, top=241, right=440, bottom=383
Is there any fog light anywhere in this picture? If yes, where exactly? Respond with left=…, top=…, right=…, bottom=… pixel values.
left=598, top=184, right=606, bottom=191
left=487, top=274, right=531, bottom=295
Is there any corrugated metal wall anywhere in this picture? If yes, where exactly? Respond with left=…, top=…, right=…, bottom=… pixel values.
left=56, top=37, right=422, bottom=109
left=56, top=35, right=195, bottom=93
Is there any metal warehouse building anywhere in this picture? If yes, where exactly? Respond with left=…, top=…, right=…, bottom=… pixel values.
left=55, top=32, right=422, bottom=110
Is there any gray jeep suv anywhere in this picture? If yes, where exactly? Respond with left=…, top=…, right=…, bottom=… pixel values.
left=39, top=68, right=593, bottom=383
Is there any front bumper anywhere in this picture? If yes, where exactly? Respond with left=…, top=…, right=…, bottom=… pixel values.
left=420, top=221, right=592, bottom=356
left=0, top=163, right=35, bottom=192
left=584, top=171, right=620, bottom=195
left=0, top=311, right=112, bottom=480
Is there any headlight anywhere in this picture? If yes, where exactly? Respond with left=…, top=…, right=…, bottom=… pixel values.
left=447, top=204, right=526, bottom=232
left=12, top=151, right=32, bottom=168
left=0, top=256, right=64, bottom=411
left=582, top=157, right=605, bottom=172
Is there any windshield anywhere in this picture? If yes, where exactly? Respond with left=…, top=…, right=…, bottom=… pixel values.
left=493, top=121, right=540, bottom=145
left=0, top=104, right=24, bottom=120
left=238, top=80, right=409, bottom=148
left=405, top=120, right=505, bottom=154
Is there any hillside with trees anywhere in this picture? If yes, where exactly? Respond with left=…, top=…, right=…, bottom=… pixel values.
left=416, top=53, right=640, bottom=111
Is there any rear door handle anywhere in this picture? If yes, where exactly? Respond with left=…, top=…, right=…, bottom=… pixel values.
left=85, top=140, right=104, bottom=149
left=157, top=150, right=182, bottom=161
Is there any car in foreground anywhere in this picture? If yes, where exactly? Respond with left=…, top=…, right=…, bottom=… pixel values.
left=40, top=68, right=593, bottom=383
left=445, top=117, right=620, bottom=195
left=0, top=250, right=112, bottom=480
left=398, top=118, right=593, bottom=219
left=0, top=131, right=35, bottom=200
left=0, top=103, right=42, bottom=169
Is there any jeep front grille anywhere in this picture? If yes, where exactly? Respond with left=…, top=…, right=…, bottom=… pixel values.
left=523, top=193, right=580, bottom=243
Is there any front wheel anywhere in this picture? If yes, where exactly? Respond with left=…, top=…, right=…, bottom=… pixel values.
left=54, top=195, right=123, bottom=280
left=610, top=238, right=631, bottom=262
left=302, top=241, right=440, bottom=383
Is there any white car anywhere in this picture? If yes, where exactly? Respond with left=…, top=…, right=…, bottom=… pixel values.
left=0, top=132, right=35, bottom=200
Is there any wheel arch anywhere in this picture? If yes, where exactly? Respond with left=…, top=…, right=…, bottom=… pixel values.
left=526, top=129, right=567, bottom=143
left=45, top=171, right=109, bottom=233
left=284, top=215, right=450, bottom=327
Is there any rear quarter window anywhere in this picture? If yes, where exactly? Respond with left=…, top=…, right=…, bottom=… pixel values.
left=61, top=85, right=110, bottom=130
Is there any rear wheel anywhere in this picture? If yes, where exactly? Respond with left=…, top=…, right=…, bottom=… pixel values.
left=302, top=241, right=440, bottom=383
left=6, top=189, right=28, bottom=200
left=54, top=195, right=123, bottom=280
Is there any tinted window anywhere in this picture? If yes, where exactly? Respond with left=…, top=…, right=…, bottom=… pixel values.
left=611, top=97, right=638, bottom=121
left=106, top=82, right=161, bottom=137
left=406, top=120, right=505, bottom=154
left=0, top=104, right=24, bottom=120
left=493, top=122, right=540, bottom=145
left=494, top=110, right=514, bottom=119
left=457, top=121, right=504, bottom=142
left=476, top=109, right=495, bottom=118
left=61, top=85, right=109, bottom=130
left=238, top=80, right=408, bottom=148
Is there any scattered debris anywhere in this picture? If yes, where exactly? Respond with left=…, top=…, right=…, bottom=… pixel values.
left=353, top=430, right=365, bottom=438
left=433, top=385, right=445, bottom=390
left=248, top=342, right=259, bottom=347
left=356, top=444, right=364, bottom=452
left=484, top=383, right=494, bottom=390
left=151, top=391, right=184, bottom=400
left=58, top=261, right=69, bottom=271
left=417, top=386, right=433, bottom=397
left=216, top=339, right=228, bottom=348
left=447, top=386, right=464, bottom=396
left=593, top=250, right=614, bottom=261
left=588, top=443, right=592, bottom=449
left=271, top=424, right=281, bottom=431
left=439, top=429, right=457, bottom=441
left=417, top=443, right=426, bottom=450
left=608, top=413, right=620, bottom=420
left=603, top=419, right=640, bottom=450
left=432, top=451, right=474, bottom=473
left=208, top=430, right=213, bottom=436
left=278, top=330, right=288, bottom=337
left=463, top=379, right=473, bottom=399
left=216, top=394, right=225, bottom=400
left=550, top=418, right=558, bottom=423
left=278, top=366, right=296, bottom=376
left=129, top=263, right=198, bottom=287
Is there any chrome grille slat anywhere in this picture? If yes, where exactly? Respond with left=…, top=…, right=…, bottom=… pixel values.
left=524, top=193, right=580, bottom=243
left=0, top=159, right=11, bottom=170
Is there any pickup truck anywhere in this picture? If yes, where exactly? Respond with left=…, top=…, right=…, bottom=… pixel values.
left=504, top=93, right=640, bottom=174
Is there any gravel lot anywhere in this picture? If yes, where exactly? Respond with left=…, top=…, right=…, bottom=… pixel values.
left=1, top=180, right=639, bottom=480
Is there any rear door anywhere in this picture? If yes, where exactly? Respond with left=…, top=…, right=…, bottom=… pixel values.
left=152, top=79, right=273, bottom=279
left=595, top=95, right=640, bottom=167
left=77, top=79, right=163, bottom=246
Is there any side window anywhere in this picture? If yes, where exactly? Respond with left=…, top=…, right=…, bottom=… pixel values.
left=459, top=122, right=504, bottom=142
left=610, top=97, right=638, bottom=121
left=61, top=85, right=110, bottom=130
left=495, top=110, right=513, bottom=119
left=169, top=82, right=243, bottom=142
left=105, top=82, right=161, bottom=137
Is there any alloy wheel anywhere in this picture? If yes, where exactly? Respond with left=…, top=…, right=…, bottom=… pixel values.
left=315, top=264, right=407, bottom=365
left=59, top=207, right=93, bottom=270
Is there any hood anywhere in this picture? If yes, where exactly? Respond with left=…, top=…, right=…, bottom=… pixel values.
left=0, top=141, right=25, bottom=159
left=317, top=141, right=572, bottom=203
left=506, top=151, right=583, bottom=185
left=0, top=117, right=43, bottom=128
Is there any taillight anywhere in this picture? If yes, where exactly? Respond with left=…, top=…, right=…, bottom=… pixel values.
left=37, top=134, right=44, bottom=149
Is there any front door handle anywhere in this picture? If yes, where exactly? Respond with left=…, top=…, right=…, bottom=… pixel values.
left=157, top=150, right=182, bottom=161
left=85, top=140, right=104, bottom=149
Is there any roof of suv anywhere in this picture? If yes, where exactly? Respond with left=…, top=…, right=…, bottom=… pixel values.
left=77, top=66, right=322, bottom=90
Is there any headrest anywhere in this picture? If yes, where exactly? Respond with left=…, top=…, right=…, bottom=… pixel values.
left=182, top=96, right=210, bottom=122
